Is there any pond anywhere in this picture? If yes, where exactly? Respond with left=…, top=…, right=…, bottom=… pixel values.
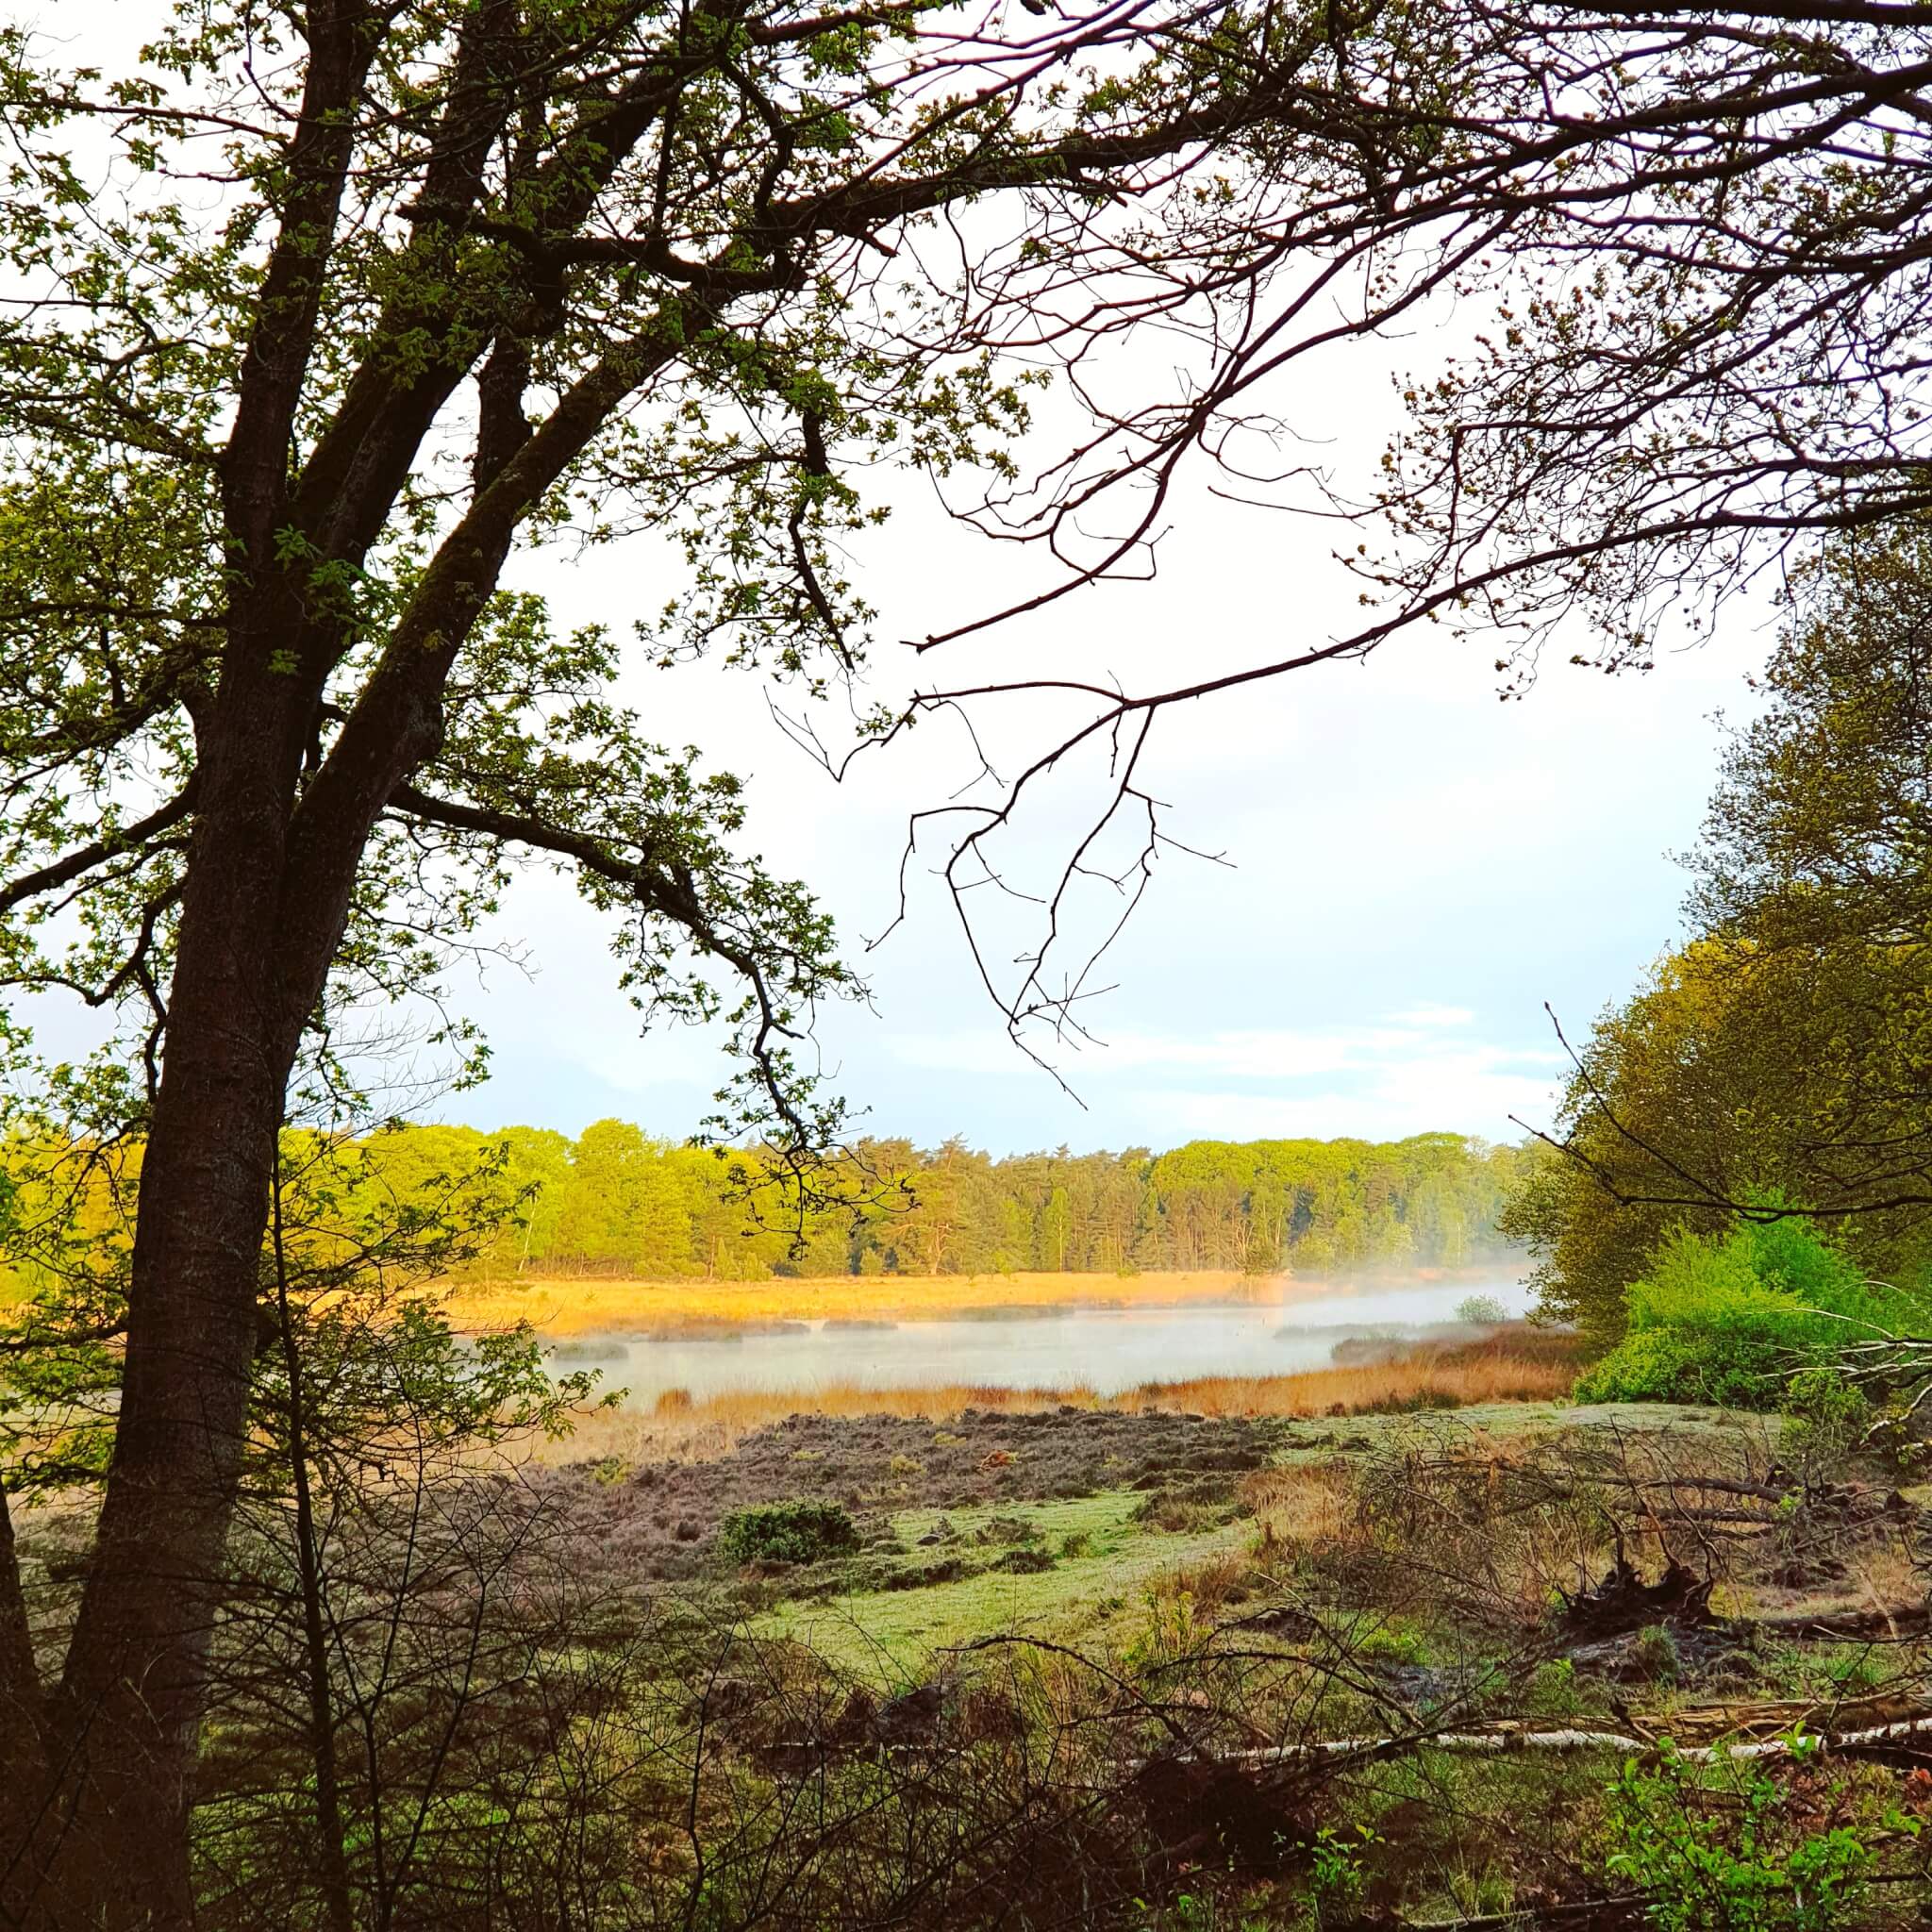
left=550, top=1274, right=1533, bottom=1408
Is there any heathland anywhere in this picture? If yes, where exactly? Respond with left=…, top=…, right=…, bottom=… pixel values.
left=483, top=1336, right=1932, bottom=1924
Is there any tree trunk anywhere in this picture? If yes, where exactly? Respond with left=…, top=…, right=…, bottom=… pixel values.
left=0, top=1474, right=50, bottom=1927
left=9, top=666, right=313, bottom=1929
left=273, top=1166, right=358, bottom=1932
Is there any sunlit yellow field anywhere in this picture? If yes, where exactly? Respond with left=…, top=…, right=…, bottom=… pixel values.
left=444, top=1267, right=1478, bottom=1333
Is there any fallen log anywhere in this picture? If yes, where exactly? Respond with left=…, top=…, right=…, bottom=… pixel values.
left=1400, top=1896, right=1646, bottom=1931
left=1195, top=1708, right=1932, bottom=1771
left=1755, top=1601, right=1932, bottom=1641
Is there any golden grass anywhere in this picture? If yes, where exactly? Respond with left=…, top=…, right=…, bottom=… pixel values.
left=534, top=1350, right=1577, bottom=1464
left=446, top=1268, right=1323, bottom=1332
left=1243, top=1461, right=1361, bottom=1548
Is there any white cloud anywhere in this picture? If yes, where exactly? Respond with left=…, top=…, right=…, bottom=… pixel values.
left=1143, top=1055, right=1564, bottom=1143
left=879, top=1016, right=1567, bottom=1143
left=892, top=1022, right=1555, bottom=1080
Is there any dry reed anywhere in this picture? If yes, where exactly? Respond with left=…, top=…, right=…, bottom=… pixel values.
left=533, top=1350, right=1576, bottom=1464
left=446, top=1268, right=1490, bottom=1333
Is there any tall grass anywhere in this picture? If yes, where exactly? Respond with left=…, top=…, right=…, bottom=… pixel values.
left=450, top=1269, right=1315, bottom=1331
left=444, top=1266, right=1513, bottom=1333
left=535, top=1336, right=1579, bottom=1462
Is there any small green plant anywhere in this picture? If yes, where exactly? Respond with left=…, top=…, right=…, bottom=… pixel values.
left=1605, top=1740, right=1873, bottom=1930
left=1441, top=1862, right=1515, bottom=1920
left=1455, top=1293, right=1509, bottom=1324
left=1126, top=1889, right=1267, bottom=1930
left=587, top=1455, right=628, bottom=1487
left=1122, top=1588, right=1202, bottom=1678
left=721, top=1499, right=860, bottom=1566
left=1631, top=1623, right=1682, bottom=1685
left=1307, top=1824, right=1378, bottom=1926
left=1822, top=1649, right=1884, bottom=1698
left=1527, top=1657, right=1583, bottom=1718
left=995, top=1545, right=1055, bottom=1574
left=1357, top=1619, right=1430, bottom=1666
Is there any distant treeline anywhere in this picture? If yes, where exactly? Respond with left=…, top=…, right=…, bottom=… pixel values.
left=346, top=1124, right=1527, bottom=1280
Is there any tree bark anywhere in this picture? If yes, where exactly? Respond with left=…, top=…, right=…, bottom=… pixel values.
left=272, top=1162, right=357, bottom=1932
left=23, top=658, right=315, bottom=1927
left=0, top=1473, right=50, bottom=1927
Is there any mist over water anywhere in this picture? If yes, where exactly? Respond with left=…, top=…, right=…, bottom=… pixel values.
left=564, top=1274, right=1533, bottom=1408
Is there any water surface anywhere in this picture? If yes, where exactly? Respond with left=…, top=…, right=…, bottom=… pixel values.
left=564, top=1275, right=1530, bottom=1408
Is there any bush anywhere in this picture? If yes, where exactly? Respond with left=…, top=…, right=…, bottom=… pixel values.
left=1605, top=1741, right=1874, bottom=1930
left=1778, top=1368, right=1872, bottom=1479
left=1455, top=1293, right=1509, bottom=1324
left=1630, top=1623, right=1681, bottom=1685
left=721, top=1499, right=860, bottom=1566
left=1575, top=1324, right=1704, bottom=1405
left=1574, top=1222, right=1906, bottom=1410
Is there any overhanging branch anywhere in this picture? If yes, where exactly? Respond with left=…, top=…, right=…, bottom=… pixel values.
left=0, top=781, right=198, bottom=919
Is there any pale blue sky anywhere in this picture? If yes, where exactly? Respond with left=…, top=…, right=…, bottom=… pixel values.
left=457, top=467, right=1773, bottom=1156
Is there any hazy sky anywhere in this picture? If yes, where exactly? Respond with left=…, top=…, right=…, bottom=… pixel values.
left=460, top=446, right=1773, bottom=1156
left=19, top=3, right=1780, bottom=1158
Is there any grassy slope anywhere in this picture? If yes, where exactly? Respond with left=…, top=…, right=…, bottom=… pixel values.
left=762, top=1491, right=1246, bottom=1680
left=756, top=1403, right=1761, bottom=1682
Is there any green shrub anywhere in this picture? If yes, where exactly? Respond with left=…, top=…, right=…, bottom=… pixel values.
left=1574, top=1324, right=1703, bottom=1405
left=1526, top=1657, right=1583, bottom=1718
left=1574, top=1222, right=1907, bottom=1411
left=1307, top=1825, right=1379, bottom=1927
left=1357, top=1619, right=1429, bottom=1665
left=996, top=1545, right=1055, bottom=1574
left=721, top=1499, right=860, bottom=1566
left=1778, top=1368, right=1872, bottom=1478
left=1605, top=1741, right=1874, bottom=1930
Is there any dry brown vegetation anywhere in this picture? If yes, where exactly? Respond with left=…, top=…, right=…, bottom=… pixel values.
left=447, top=1268, right=1491, bottom=1332
left=536, top=1334, right=1581, bottom=1463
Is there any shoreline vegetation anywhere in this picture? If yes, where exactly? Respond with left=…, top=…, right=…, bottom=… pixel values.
left=534, top=1324, right=1584, bottom=1459
left=448, top=1264, right=1509, bottom=1334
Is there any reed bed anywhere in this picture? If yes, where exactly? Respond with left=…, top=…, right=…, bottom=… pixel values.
left=535, top=1344, right=1578, bottom=1463
left=445, top=1267, right=1489, bottom=1333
